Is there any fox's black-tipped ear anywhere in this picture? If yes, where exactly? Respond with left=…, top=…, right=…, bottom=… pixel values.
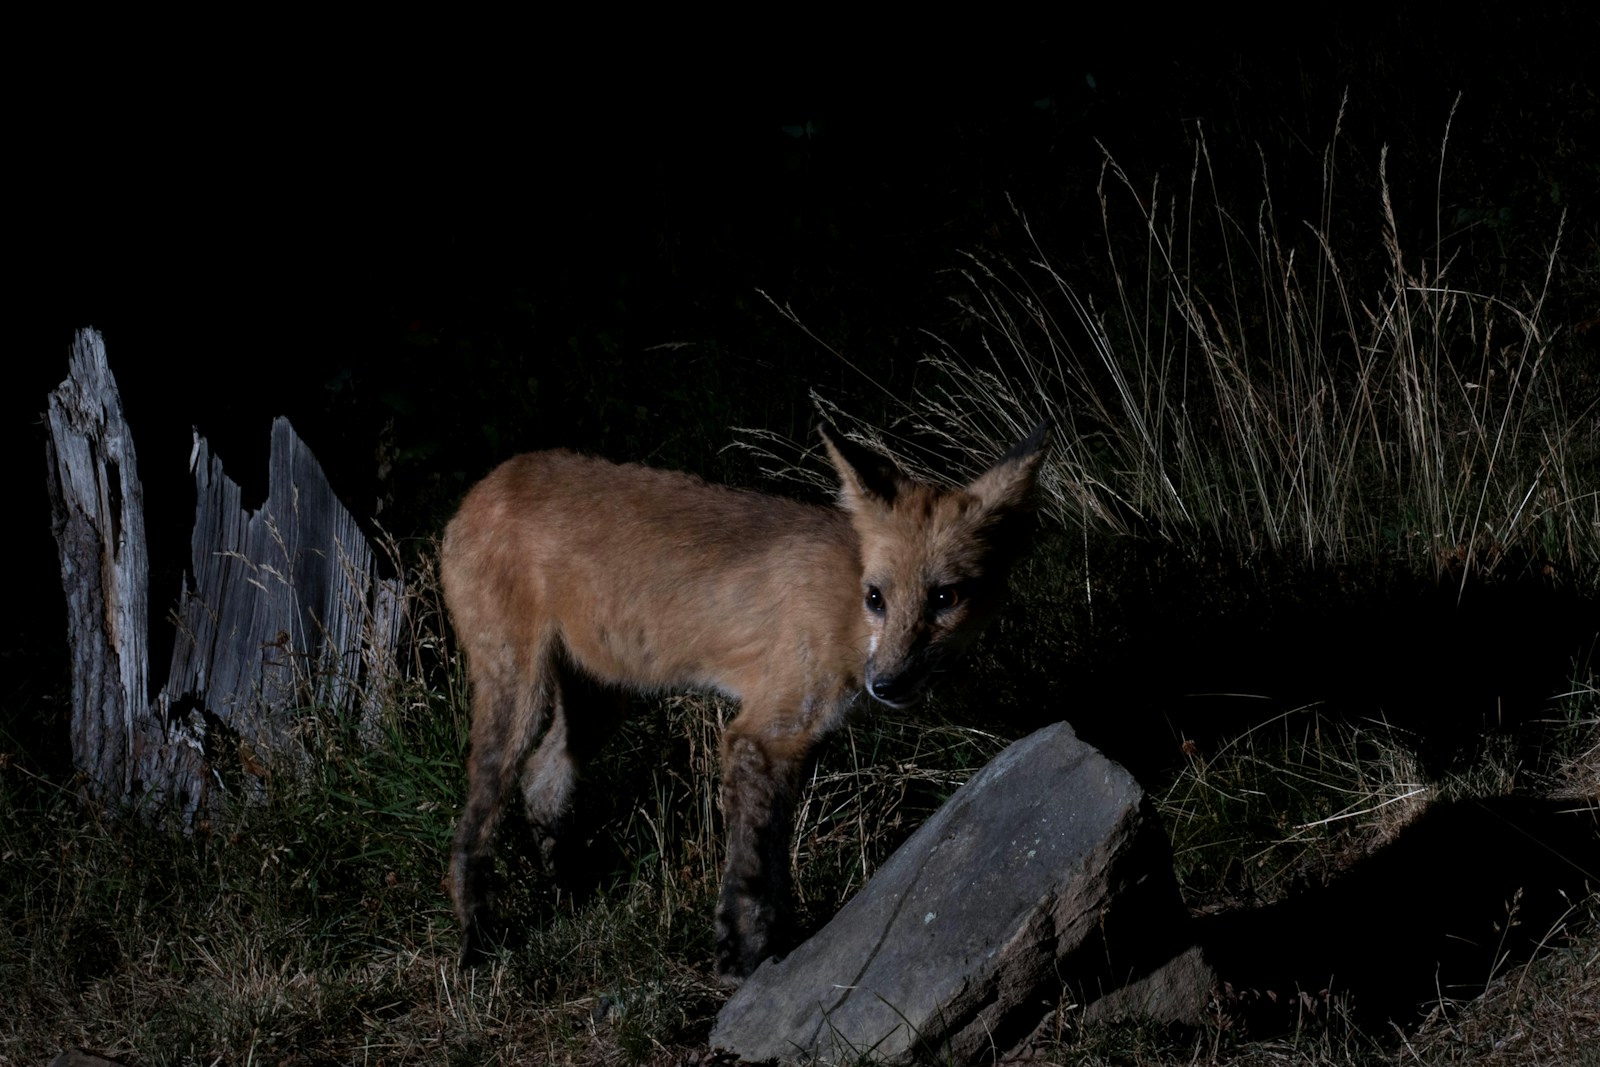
left=819, top=421, right=906, bottom=507
left=967, top=418, right=1051, bottom=513
left=1001, top=418, right=1052, bottom=465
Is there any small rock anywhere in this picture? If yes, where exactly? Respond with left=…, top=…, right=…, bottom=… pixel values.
left=49, top=1051, right=123, bottom=1067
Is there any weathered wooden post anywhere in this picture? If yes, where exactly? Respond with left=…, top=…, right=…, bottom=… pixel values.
left=46, top=328, right=404, bottom=826
left=45, top=327, right=161, bottom=810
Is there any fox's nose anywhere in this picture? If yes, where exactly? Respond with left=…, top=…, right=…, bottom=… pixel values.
left=868, top=671, right=921, bottom=707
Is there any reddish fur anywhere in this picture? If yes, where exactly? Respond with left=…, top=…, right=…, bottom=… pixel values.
left=441, top=423, right=1047, bottom=980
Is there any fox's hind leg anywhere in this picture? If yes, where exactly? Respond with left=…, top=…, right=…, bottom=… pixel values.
left=715, top=716, right=816, bottom=982
left=451, top=642, right=554, bottom=968
left=520, top=658, right=626, bottom=881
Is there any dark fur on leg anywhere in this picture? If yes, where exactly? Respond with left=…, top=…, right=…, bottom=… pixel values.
left=452, top=830, right=500, bottom=968
left=715, top=732, right=807, bottom=982
left=452, top=737, right=518, bottom=970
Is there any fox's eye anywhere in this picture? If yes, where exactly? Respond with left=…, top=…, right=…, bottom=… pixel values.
left=865, top=586, right=886, bottom=615
left=929, top=585, right=961, bottom=612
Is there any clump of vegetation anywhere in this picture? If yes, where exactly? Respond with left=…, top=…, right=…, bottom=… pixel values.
left=819, top=102, right=1597, bottom=592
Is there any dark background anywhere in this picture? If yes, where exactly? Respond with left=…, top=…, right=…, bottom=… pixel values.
left=12, top=10, right=1598, bottom=760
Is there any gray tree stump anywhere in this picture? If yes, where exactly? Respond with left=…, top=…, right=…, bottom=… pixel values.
left=46, top=328, right=154, bottom=809
left=46, top=328, right=403, bottom=826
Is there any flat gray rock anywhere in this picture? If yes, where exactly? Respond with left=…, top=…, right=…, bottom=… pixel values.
left=712, top=721, right=1193, bottom=1064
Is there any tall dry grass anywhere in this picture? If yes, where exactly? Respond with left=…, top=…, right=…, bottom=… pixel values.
left=797, top=102, right=1596, bottom=589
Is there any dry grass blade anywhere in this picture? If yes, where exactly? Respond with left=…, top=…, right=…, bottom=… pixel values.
left=771, top=116, right=1597, bottom=586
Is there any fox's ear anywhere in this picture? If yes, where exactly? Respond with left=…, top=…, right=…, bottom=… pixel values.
left=966, top=418, right=1051, bottom=513
left=819, top=421, right=907, bottom=509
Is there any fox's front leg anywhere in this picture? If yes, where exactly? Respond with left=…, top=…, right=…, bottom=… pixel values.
left=715, top=722, right=813, bottom=982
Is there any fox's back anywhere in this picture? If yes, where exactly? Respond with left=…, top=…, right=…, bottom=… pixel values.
left=441, top=450, right=866, bottom=698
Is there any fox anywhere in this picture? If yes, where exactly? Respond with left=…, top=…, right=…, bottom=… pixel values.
left=440, top=419, right=1050, bottom=981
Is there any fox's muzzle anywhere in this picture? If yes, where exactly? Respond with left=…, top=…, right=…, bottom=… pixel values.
left=864, top=658, right=934, bottom=708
